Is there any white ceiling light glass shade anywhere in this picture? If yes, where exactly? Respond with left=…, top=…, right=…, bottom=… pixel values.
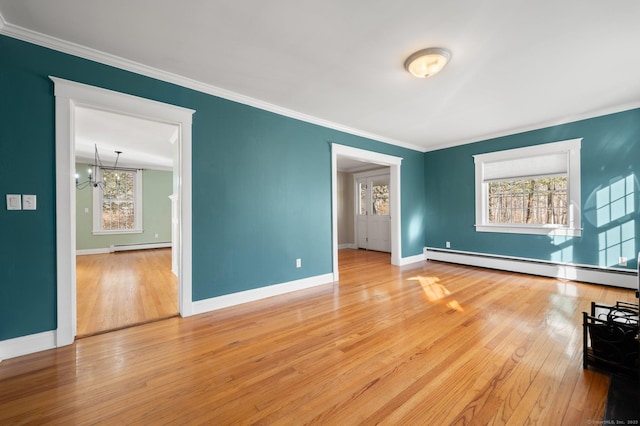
left=404, top=47, right=451, bottom=78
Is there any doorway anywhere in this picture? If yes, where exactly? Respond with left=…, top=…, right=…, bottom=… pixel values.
left=52, top=77, right=195, bottom=346
left=73, top=106, right=180, bottom=336
left=331, top=144, right=402, bottom=281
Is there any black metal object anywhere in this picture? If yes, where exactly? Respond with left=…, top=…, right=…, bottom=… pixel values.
left=582, top=301, right=639, bottom=376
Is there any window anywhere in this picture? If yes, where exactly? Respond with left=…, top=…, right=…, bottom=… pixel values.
left=371, top=179, right=389, bottom=215
left=359, top=182, right=367, bottom=215
left=474, top=139, right=581, bottom=236
left=93, top=168, right=143, bottom=234
left=488, top=177, right=567, bottom=225
left=356, top=174, right=390, bottom=216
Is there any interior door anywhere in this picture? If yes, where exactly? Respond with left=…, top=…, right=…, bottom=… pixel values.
left=356, top=174, right=391, bottom=252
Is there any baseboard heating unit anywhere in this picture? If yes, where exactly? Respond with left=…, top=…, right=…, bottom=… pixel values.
left=424, top=247, right=637, bottom=289
left=110, top=242, right=171, bottom=252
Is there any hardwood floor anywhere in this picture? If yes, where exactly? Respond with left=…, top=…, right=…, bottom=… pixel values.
left=76, top=248, right=178, bottom=337
left=1, top=249, right=636, bottom=424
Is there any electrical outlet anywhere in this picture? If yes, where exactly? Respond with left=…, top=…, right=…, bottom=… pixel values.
left=296, top=258, right=302, bottom=268
left=618, top=257, right=627, bottom=266
left=155, top=233, right=159, bottom=239
left=446, top=241, right=451, bottom=248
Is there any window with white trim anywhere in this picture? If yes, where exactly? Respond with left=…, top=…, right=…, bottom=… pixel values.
left=474, top=138, right=582, bottom=236
left=93, top=168, right=143, bottom=234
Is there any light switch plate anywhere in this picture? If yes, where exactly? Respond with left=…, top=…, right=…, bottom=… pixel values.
left=6, top=194, right=21, bottom=210
left=23, top=194, right=36, bottom=210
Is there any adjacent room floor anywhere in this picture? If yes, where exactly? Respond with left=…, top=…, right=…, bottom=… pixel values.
left=76, top=248, right=178, bottom=337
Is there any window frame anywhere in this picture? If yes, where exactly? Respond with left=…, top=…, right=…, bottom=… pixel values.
left=92, top=167, right=143, bottom=235
left=473, top=138, right=582, bottom=236
left=353, top=170, right=391, bottom=218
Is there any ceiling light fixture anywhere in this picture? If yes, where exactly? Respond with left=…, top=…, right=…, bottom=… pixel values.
left=75, top=144, right=133, bottom=190
left=404, top=47, right=451, bottom=78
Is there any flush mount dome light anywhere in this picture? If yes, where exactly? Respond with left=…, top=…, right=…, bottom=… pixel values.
left=404, top=47, right=451, bottom=78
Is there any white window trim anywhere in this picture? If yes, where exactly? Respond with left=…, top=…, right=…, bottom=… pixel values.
left=92, top=168, right=143, bottom=235
left=473, top=138, right=582, bottom=236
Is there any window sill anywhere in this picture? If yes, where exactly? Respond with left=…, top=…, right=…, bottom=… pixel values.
left=475, top=224, right=582, bottom=237
left=92, top=229, right=143, bottom=236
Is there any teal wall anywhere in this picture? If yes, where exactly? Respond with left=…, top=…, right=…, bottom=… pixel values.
left=75, top=166, right=172, bottom=250
left=425, top=108, right=640, bottom=270
left=0, top=35, right=426, bottom=341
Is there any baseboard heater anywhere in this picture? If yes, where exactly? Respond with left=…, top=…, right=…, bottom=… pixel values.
left=110, top=242, right=172, bottom=253
left=424, top=247, right=637, bottom=290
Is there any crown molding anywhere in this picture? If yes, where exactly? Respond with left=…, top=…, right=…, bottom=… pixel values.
left=6, top=16, right=635, bottom=155
left=0, top=19, right=425, bottom=153
left=425, top=100, right=640, bottom=153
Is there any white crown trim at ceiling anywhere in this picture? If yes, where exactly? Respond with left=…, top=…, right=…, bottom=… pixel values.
left=0, top=15, right=425, bottom=153
left=3, top=13, right=640, bottom=153
left=426, top=99, right=640, bottom=153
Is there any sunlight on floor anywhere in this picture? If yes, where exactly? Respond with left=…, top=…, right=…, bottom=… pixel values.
left=408, top=275, right=464, bottom=312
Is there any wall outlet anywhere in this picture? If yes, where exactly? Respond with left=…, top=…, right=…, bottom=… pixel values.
left=155, top=233, right=159, bottom=239
left=618, top=256, right=627, bottom=266
left=446, top=241, right=451, bottom=248
left=296, top=258, right=301, bottom=268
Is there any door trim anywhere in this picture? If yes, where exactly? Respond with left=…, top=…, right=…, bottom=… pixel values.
left=52, top=77, right=195, bottom=346
left=331, top=144, right=402, bottom=281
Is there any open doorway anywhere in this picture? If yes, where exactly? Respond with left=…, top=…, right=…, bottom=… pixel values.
left=331, top=144, right=402, bottom=281
left=52, top=77, right=195, bottom=346
left=73, top=106, right=179, bottom=336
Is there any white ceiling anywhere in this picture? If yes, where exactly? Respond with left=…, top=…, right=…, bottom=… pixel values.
left=337, top=157, right=388, bottom=174
left=1, top=1, right=639, bottom=152
left=75, top=107, right=177, bottom=171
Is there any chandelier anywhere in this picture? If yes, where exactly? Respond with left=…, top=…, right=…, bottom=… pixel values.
left=75, top=144, right=130, bottom=190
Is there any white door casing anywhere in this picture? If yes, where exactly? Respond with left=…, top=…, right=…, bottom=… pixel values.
left=169, top=194, right=179, bottom=276
left=331, top=143, right=402, bottom=281
left=52, top=77, right=195, bottom=347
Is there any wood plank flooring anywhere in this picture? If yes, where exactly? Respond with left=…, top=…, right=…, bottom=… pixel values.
left=1, top=249, right=636, bottom=424
left=76, top=248, right=178, bottom=337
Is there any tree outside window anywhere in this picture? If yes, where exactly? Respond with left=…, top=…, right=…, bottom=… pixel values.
left=102, top=169, right=136, bottom=230
left=93, top=168, right=143, bottom=234
left=488, top=176, right=567, bottom=225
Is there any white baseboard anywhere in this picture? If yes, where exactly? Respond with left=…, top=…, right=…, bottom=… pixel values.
left=338, top=243, right=358, bottom=249
left=76, top=248, right=110, bottom=255
left=192, top=273, right=335, bottom=315
left=0, top=331, right=57, bottom=362
left=424, top=247, right=638, bottom=289
left=399, top=252, right=427, bottom=266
